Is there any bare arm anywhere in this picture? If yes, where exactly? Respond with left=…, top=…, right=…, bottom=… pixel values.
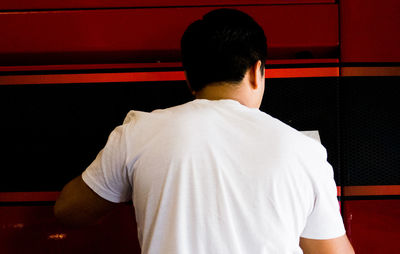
left=300, top=234, right=355, bottom=254
left=54, top=175, right=118, bottom=226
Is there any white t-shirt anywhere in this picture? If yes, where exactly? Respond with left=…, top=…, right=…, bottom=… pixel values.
left=82, top=99, right=345, bottom=254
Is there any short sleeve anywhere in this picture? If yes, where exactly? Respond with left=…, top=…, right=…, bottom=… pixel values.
left=300, top=143, right=346, bottom=240
left=82, top=124, right=132, bottom=203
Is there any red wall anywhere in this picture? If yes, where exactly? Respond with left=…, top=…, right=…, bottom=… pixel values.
left=340, top=0, right=400, bottom=62
left=0, top=3, right=338, bottom=65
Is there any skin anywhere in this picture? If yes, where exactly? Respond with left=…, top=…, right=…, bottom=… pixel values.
left=192, top=60, right=265, bottom=109
left=54, top=61, right=355, bottom=253
left=54, top=175, right=118, bottom=227
left=300, top=236, right=355, bottom=254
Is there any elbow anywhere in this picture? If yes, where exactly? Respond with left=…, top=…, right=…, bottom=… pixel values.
left=53, top=201, right=82, bottom=227
left=53, top=197, right=79, bottom=226
left=53, top=199, right=68, bottom=224
left=53, top=197, right=100, bottom=227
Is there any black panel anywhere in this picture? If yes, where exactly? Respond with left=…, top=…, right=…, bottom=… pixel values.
left=261, top=77, right=340, bottom=184
left=0, top=82, right=193, bottom=191
left=340, top=77, right=400, bottom=186
left=7, top=76, right=398, bottom=191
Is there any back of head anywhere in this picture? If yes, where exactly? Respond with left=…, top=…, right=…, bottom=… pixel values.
left=181, top=8, right=267, bottom=92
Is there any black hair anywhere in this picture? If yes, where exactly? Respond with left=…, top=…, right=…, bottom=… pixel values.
left=181, top=8, right=267, bottom=92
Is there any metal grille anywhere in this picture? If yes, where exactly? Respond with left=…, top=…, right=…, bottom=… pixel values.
left=340, top=77, right=400, bottom=186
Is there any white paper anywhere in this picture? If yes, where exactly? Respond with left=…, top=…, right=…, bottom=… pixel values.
left=301, top=130, right=321, bottom=143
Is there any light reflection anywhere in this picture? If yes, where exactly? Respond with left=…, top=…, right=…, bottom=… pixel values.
left=48, top=233, right=67, bottom=240
left=13, top=223, right=24, bottom=229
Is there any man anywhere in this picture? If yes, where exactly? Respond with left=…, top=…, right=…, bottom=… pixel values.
left=55, top=8, right=354, bottom=254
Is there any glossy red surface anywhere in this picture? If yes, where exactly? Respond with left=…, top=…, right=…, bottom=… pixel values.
left=2, top=197, right=399, bottom=254
left=0, top=5, right=338, bottom=65
left=0, top=192, right=59, bottom=202
left=4, top=198, right=399, bottom=254
left=340, top=0, right=400, bottom=62
left=0, top=205, right=141, bottom=254
left=343, top=199, right=400, bottom=254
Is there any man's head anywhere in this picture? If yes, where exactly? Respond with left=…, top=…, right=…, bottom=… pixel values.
left=181, top=8, right=267, bottom=94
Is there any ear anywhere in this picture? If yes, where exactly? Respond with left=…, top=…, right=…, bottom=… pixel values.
left=249, top=60, right=264, bottom=90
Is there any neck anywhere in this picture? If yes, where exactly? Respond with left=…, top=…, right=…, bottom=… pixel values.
left=194, top=82, right=256, bottom=108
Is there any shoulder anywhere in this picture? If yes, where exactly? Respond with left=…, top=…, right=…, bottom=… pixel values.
left=118, top=102, right=198, bottom=144
left=123, top=101, right=197, bottom=124
left=122, top=110, right=151, bottom=125
left=260, top=113, right=323, bottom=153
left=260, top=115, right=330, bottom=176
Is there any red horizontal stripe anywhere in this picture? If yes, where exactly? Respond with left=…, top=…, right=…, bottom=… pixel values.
left=341, top=67, right=400, bottom=77
left=4, top=187, right=398, bottom=201
left=343, top=185, right=400, bottom=196
left=0, top=187, right=341, bottom=202
left=266, top=67, right=339, bottom=78
left=337, top=186, right=341, bottom=197
left=2, top=185, right=399, bottom=202
left=2, top=187, right=399, bottom=201
left=0, top=67, right=339, bottom=85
